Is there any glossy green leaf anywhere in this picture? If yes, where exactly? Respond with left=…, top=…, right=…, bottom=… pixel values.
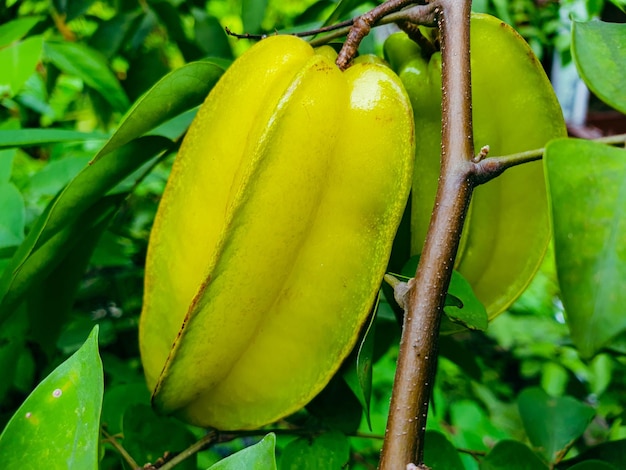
left=0, top=129, right=107, bottom=149
left=0, top=136, right=171, bottom=321
left=572, top=20, right=626, bottom=114
left=0, top=35, right=43, bottom=97
left=242, top=0, right=268, bottom=34
left=0, top=182, right=25, bottom=249
left=208, top=433, right=277, bottom=470
left=423, top=431, right=464, bottom=470
left=0, top=16, right=42, bottom=47
left=0, top=326, right=103, bottom=469
left=43, top=40, right=130, bottom=112
left=94, top=61, right=224, bottom=160
left=518, top=387, right=595, bottom=463
left=545, top=139, right=626, bottom=357
left=280, top=431, right=349, bottom=470
left=400, top=256, right=488, bottom=332
left=480, top=440, right=548, bottom=470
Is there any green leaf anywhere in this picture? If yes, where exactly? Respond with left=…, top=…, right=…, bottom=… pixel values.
left=0, top=148, right=16, bottom=182
left=208, top=433, right=277, bottom=470
left=191, top=9, right=233, bottom=59
left=280, top=431, right=349, bottom=470
left=0, top=182, right=24, bottom=249
left=444, top=270, right=488, bottom=331
left=323, top=0, right=362, bottom=26
left=0, top=16, right=42, bottom=48
left=423, top=431, right=464, bottom=470
left=242, top=0, right=268, bottom=34
left=0, top=129, right=107, bottom=149
left=0, top=326, right=103, bottom=469
left=544, top=139, right=626, bottom=357
left=518, top=387, right=595, bottom=463
left=94, top=60, right=224, bottom=160
left=480, top=440, right=548, bottom=470
left=43, top=40, right=130, bottom=112
left=572, top=20, right=626, bottom=114
left=0, top=136, right=171, bottom=321
left=0, top=35, right=43, bottom=97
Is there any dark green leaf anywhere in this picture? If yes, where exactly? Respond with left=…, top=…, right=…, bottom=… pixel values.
left=280, top=431, right=349, bottom=470
left=0, top=36, right=43, bottom=97
left=545, top=139, right=626, bottom=358
left=0, top=326, right=103, bottom=469
left=572, top=20, right=626, bottom=114
left=192, top=8, right=233, bottom=58
left=423, top=430, right=464, bottom=470
left=323, top=0, right=363, bottom=26
left=101, top=382, right=151, bottom=436
left=0, top=16, right=42, bottom=48
left=89, top=10, right=143, bottom=58
left=242, top=0, right=268, bottom=34
left=307, top=374, right=362, bottom=434
left=27, top=198, right=120, bottom=357
left=0, top=182, right=25, bottom=249
left=480, top=440, right=548, bottom=470
left=0, top=137, right=172, bottom=321
left=43, top=40, right=130, bottom=112
left=52, top=0, right=97, bottom=21
left=567, top=461, right=618, bottom=470
left=208, top=433, right=276, bottom=470
left=123, top=404, right=196, bottom=470
left=562, top=439, right=626, bottom=468
left=94, top=61, right=224, bottom=160
left=518, top=387, right=594, bottom=463
left=0, top=309, right=28, bottom=403
left=0, top=129, right=107, bottom=149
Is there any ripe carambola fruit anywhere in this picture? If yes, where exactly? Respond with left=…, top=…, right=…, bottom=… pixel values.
left=139, top=35, right=414, bottom=430
left=384, top=13, right=566, bottom=319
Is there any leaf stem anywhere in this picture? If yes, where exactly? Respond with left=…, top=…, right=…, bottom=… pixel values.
left=159, top=430, right=218, bottom=470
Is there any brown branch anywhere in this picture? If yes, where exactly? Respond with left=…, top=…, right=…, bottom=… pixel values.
left=379, top=0, right=474, bottom=468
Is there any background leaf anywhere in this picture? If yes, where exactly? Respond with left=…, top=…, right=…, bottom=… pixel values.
left=242, top=0, right=269, bottom=34
left=518, top=387, right=594, bottom=463
left=43, top=40, right=130, bottom=112
left=572, top=20, right=626, bottom=114
left=0, top=36, right=43, bottom=97
left=545, top=139, right=626, bottom=357
left=480, top=440, right=548, bottom=470
left=0, top=326, right=103, bottom=469
left=280, top=431, right=349, bottom=470
left=423, top=430, right=465, bottom=470
left=0, top=16, right=42, bottom=47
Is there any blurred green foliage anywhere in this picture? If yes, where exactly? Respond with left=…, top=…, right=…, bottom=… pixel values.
left=0, top=1, right=625, bottom=469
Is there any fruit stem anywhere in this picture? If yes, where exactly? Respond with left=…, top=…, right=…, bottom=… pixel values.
left=379, top=0, right=475, bottom=467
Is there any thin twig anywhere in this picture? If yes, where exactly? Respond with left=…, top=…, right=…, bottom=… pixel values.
left=225, top=19, right=354, bottom=40
left=101, top=427, right=140, bottom=469
left=472, top=132, right=626, bottom=185
left=158, top=430, right=218, bottom=470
